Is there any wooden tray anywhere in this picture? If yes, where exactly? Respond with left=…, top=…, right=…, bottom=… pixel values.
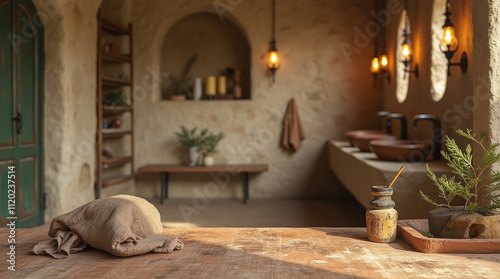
left=397, top=219, right=500, bottom=253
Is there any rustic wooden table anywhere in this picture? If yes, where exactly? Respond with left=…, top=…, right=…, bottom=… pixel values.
left=138, top=164, right=269, bottom=204
left=1, top=227, right=499, bottom=278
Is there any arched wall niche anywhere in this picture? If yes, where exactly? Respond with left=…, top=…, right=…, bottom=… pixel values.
left=430, top=0, right=448, bottom=102
left=395, top=9, right=410, bottom=104
left=160, top=12, right=251, bottom=100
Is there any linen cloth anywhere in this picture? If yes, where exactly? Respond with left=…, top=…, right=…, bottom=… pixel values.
left=32, top=195, right=183, bottom=258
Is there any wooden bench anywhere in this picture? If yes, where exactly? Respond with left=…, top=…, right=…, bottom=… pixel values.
left=138, top=164, right=269, bottom=204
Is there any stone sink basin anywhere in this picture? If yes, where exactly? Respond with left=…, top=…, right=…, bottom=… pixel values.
left=369, top=139, right=433, bottom=161
left=345, top=130, right=386, bottom=147
left=352, top=133, right=397, bottom=152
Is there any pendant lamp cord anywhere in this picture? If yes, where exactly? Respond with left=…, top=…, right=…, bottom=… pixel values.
left=271, top=0, right=276, bottom=41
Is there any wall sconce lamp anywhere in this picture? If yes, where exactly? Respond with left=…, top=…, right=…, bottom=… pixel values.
left=440, top=0, right=467, bottom=76
left=370, top=48, right=390, bottom=83
left=399, top=21, right=418, bottom=79
left=267, top=40, right=280, bottom=83
left=267, top=0, right=280, bottom=83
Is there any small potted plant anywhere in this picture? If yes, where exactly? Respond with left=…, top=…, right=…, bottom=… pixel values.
left=201, top=132, right=225, bottom=166
left=175, top=126, right=207, bottom=166
left=421, top=129, right=500, bottom=238
left=169, top=55, right=198, bottom=101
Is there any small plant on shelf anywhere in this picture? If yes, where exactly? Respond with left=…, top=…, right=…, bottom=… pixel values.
left=421, top=129, right=500, bottom=215
left=169, top=54, right=198, bottom=100
left=103, top=90, right=129, bottom=108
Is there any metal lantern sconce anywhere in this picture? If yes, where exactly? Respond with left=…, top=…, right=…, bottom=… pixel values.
left=399, top=19, right=418, bottom=79
left=267, top=0, right=280, bottom=83
left=370, top=47, right=390, bottom=83
left=369, top=0, right=390, bottom=83
left=440, top=0, right=467, bottom=76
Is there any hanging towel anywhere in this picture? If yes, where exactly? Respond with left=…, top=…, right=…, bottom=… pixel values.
left=31, top=195, right=184, bottom=258
left=282, top=98, right=306, bottom=151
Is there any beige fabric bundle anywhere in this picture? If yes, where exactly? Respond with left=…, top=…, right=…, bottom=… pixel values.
left=32, top=195, right=183, bottom=258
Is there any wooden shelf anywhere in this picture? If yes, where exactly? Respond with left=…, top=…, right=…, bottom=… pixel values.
left=201, top=94, right=235, bottom=100
left=103, top=156, right=132, bottom=169
left=102, top=76, right=132, bottom=87
left=103, top=174, right=133, bottom=187
left=102, top=129, right=132, bottom=138
left=102, top=19, right=130, bottom=35
left=102, top=52, right=131, bottom=63
left=103, top=105, right=131, bottom=114
left=96, top=13, right=134, bottom=198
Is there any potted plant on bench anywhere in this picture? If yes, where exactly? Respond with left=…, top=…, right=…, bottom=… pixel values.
left=421, top=129, right=500, bottom=238
left=175, top=126, right=207, bottom=166
left=201, top=131, right=225, bottom=166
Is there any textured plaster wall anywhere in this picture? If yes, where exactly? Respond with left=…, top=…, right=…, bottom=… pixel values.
left=33, top=0, right=102, bottom=221
left=133, top=0, right=380, bottom=199
left=472, top=0, right=500, bottom=192
left=382, top=0, right=474, bottom=145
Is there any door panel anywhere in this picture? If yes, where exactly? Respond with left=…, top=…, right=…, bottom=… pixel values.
left=0, top=0, right=43, bottom=228
left=0, top=0, right=14, bottom=148
left=19, top=156, right=37, bottom=219
left=18, top=6, right=36, bottom=145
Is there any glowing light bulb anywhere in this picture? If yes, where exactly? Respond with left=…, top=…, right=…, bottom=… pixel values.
left=440, top=26, right=458, bottom=52
left=379, top=54, right=388, bottom=70
left=370, top=57, right=380, bottom=73
left=270, top=51, right=278, bottom=66
left=401, top=44, right=411, bottom=61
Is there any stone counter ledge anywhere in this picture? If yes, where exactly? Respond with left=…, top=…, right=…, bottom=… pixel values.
left=328, top=140, right=453, bottom=219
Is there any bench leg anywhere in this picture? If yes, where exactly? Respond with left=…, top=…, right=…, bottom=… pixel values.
left=242, top=172, right=249, bottom=204
left=161, top=172, right=169, bottom=204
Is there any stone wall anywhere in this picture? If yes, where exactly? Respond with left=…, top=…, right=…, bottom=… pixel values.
left=33, top=0, right=102, bottom=221
left=132, top=0, right=380, bottom=199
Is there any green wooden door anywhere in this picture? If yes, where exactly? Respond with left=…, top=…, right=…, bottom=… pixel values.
left=0, top=0, right=44, bottom=228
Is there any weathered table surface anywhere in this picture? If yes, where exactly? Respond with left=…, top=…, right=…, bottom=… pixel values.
left=1, top=227, right=499, bottom=278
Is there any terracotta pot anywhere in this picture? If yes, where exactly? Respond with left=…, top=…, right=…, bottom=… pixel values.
left=171, top=94, right=186, bottom=101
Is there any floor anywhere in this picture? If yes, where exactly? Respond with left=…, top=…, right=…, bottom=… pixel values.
left=149, top=198, right=367, bottom=228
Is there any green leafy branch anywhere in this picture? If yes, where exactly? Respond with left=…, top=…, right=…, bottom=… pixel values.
left=170, top=54, right=198, bottom=97
left=421, top=128, right=500, bottom=215
left=175, top=126, right=207, bottom=149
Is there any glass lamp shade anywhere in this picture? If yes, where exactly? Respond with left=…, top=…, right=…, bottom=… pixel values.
left=379, top=54, right=388, bottom=70
left=440, top=26, right=458, bottom=52
left=268, top=50, right=280, bottom=69
left=370, top=57, right=380, bottom=73
left=401, top=43, right=412, bottom=62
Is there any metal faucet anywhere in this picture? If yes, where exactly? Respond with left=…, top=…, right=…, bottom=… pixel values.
left=385, top=113, right=408, bottom=139
left=375, top=111, right=390, bottom=131
left=413, top=114, right=442, bottom=160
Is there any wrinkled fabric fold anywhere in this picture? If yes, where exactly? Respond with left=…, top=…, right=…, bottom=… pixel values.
left=31, top=195, right=183, bottom=258
left=31, top=230, right=87, bottom=259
